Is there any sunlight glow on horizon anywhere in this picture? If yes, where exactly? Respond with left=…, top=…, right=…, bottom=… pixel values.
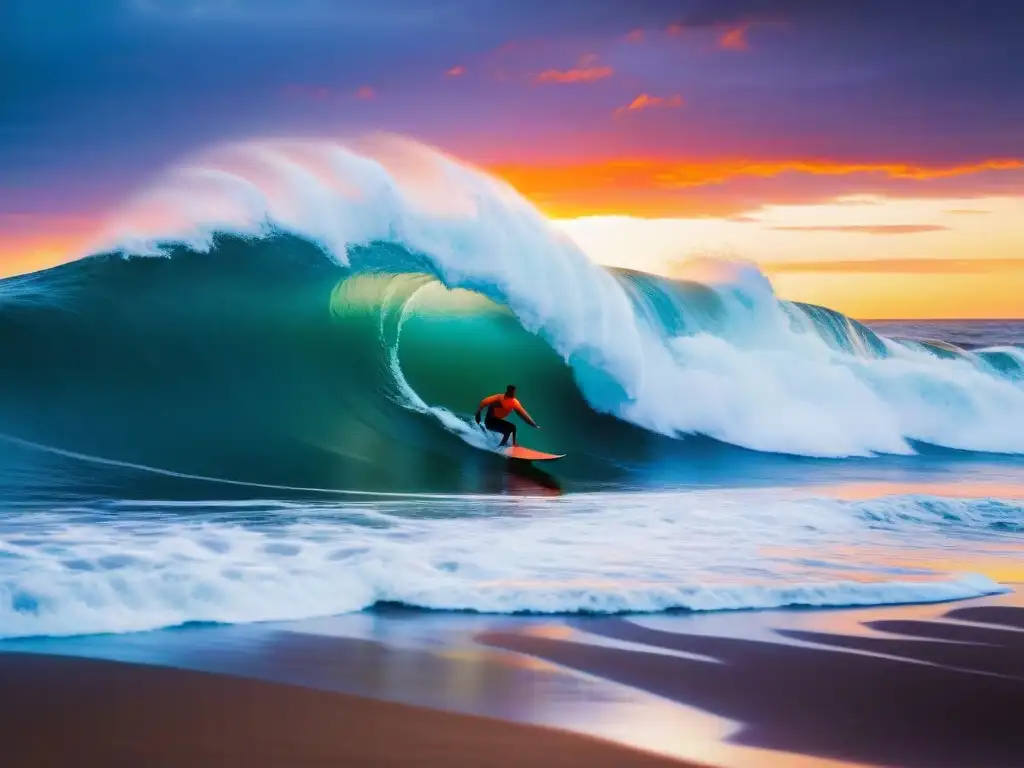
left=555, top=195, right=1024, bottom=320
left=2, top=192, right=1021, bottom=320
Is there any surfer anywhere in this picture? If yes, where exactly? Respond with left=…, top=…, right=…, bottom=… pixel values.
left=475, top=385, right=539, bottom=447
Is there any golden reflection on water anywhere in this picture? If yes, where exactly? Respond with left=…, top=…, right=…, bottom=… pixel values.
left=762, top=539, right=1024, bottom=585
left=811, top=481, right=1024, bottom=500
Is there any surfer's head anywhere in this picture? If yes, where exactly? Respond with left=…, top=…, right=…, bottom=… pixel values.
left=505, top=384, right=517, bottom=397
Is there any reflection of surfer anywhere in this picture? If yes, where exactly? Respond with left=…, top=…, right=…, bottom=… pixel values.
left=475, top=385, right=539, bottom=447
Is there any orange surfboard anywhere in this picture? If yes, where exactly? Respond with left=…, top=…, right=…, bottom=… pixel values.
left=502, top=445, right=565, bottom=461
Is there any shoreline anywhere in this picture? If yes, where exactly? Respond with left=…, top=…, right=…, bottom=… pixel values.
left=2, top=589, right=1022, bottom=767
left=480, top=594, right=1024, bottom=768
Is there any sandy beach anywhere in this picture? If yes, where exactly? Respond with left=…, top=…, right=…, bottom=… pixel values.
left=482, top=600, right=1024, bottom=768
left=2, top=592, right=1022, bottom=768
left=0, top=652, right=696, bottom=768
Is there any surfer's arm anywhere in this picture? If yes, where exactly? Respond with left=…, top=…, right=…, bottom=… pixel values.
left=475, top=395, right=500, bottom=423
left=513, top=401, right=539, bottom=428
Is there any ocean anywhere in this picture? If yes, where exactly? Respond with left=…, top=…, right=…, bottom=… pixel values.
left=0, top=139, right=1021, bottom=641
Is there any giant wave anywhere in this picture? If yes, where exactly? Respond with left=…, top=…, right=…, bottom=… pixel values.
left=0, top=136, right=1022, bottom=498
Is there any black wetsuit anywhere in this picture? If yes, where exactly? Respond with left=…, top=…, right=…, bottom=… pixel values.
left=484, top=407, right=517, bottom=446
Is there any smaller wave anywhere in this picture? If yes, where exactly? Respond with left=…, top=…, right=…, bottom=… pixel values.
left=855, top=495, right=1024, bottom=533
left=977, top=347, right=1024, bottom=381
left=0, top=492, right=1015, bottom=639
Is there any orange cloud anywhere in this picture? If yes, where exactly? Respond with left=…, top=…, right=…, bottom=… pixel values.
left=762, top=258, right=1024, bottom=274
left=625, top=29, right=645, bottom=43
left=667, top=22, right=686, bottom=36
left=446, top=65, right=466, bottom=77
left=536, top=54, right=613, bottom=84
left=355, top=85, right=375, bottom=99
left=490, top=157, right=1024, bottom=218
left=945, top=208, right=990, bottom=215
left=719, top=23, right=750, bottom=51
left=648, top=157, right=1023, bottom=188
left=615, top=93, right=684, bottom=117
left=769, top=224, right=949, bottom=235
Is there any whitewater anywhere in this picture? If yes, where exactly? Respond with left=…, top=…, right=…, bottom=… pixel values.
left=0, top=492, right=1017, bottom=639
left=0, top=135, right=1021, bottom=639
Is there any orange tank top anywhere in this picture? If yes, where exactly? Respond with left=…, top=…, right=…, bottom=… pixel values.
left=484, top=395, right=519, bottom=419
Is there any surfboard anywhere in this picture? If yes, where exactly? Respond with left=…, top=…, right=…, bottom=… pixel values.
left=502, top=445, right=565, bottom=462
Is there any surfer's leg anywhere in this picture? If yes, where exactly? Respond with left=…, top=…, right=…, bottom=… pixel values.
left=485, top=417, right=516, bottom=446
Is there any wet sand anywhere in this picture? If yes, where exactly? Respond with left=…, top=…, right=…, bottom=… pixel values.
left=481, top=601, right=1024, bottom=768
left=3, top=594, right=1024, bottom=767
left=0, top=652, right=697, bottom=768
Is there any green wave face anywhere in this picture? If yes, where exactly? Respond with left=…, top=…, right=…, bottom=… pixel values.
left=0, top=231, right=1021, bottom=500
left=0, top=234, right=684, bottom=496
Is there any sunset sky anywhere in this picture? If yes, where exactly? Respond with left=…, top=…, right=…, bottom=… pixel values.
left=3, top=0, right=1022, bottom=318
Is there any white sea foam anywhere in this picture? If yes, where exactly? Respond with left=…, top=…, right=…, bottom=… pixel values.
left=0, top=492, right=1015, bottom=639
